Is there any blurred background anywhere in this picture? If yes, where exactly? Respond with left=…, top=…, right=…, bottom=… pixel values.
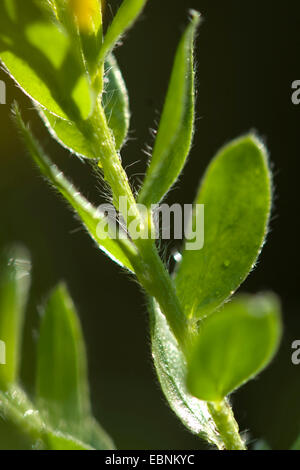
left=0, top=0, right=299, bottom=449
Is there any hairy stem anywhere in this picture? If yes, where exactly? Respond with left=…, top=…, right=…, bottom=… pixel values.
left=86, top=101, right=245, bottom=450
left=86, top=101, right=190, bottom=347
left=208, top=400, right=246, bottom=450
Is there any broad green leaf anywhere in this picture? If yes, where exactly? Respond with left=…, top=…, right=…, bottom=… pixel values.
left=36, top=284, right=114, bottom=449
left=39, top=54, right=129, bottom=157
left=0, top=0, right=93, bottom=120
left=138, top=11, right=200, bottom=207
left=187, top=294, right=282, bottom=402
left=98, top=0, right=148, bottom=64
left=176, top=135, right=272, bottom=320
left=14, top=106, right=136, bottom=271
left=149, top=299, right=221, bottom=448
left=0, top=246, right=31, bottom=388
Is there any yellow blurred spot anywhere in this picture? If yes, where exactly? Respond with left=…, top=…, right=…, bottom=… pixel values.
left=69, top=0, right=101, bottom=34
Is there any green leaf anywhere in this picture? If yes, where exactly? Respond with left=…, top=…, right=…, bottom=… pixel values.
left=175, top=135, right=272, bottom=320
left=187, top=293, right=282, bottom=402
left=54, top=0, right=103, bottom=77
left=0, top=0, right=93, bottom=120
left=45, top=430, right=93, bottom=450
left=0, top=246, right=31, bottom=388
left=0, top=385, right=95, bottom=449
left=138, top=11, right=199, bottom=207
left=291, top=434, right=300, bottom=450
left=103, top=54, right=130, bottom=150
left=14, top=105, right=136, bottom=271
left=39, top=54, right=129, bottom=157
left=36, top=284, right=114, bottom=449
left=98, top=0, right=148, bottom=65
left=149, top=299, right=221, bottom=448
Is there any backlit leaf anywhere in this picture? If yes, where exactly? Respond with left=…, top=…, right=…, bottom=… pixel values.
left=138, top=11, right=199, bottom=206
left=187, top=294, right=282, bottom=402
left=176, top=135, right=272, bottom=320
left=36, top=284, right=114, bottom=449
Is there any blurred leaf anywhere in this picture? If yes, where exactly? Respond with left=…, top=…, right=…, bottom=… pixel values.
left=149, top=299, right=221, bottom=448
left=0, top=246, right=31, bottom=388
left=36, top=284, right=114, bottom=449
left=187, top=294, right=282, bottom=402
left=0, top=385, right=95, bottom=449
left=55, top=0, right=103, bottom=76
left=253, top=439, right=272, bottom=450
left=0, top=0, right=93, bottom=120
left=103, top=54, right=130, bottom=150
left=139, top=11, right=200, bottom=206
left=45, top=430, right=93, bottom=450
left=291, top=434, right=300, bottom=450
left=39, top=54, right=129, bottom=157
left=14, top=105, right=136, bottom=271
left=98, top=0, right=147, bottom=64
left=59, top=0, right=102, bottom=35
left=176, top=135, right=272, bottom=320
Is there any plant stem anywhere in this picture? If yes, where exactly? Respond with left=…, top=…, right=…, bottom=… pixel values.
left=86, top=102, right=190, bottom=348
left=208, top=400, right=246, bottom=450
left=86, top=101, right=245, bottom=450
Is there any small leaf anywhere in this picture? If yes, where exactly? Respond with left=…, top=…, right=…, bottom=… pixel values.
left=36, top=284, right=114, bottom=449
left=14, top=105, right=136, bottom=271
left=0, top=0, right=93, bottom=120
left=176, top=135, right=272, bottom=320
left=187, top=294, right=282, bottom=402
left=0, top=246, right=31, bottom=388
left=39, top=54, right=129, bottom=157
left=103, top=54, right=130, bottom=150
left=149, top=299, right=221, bottom=448
left=138, top=11, right=200, bottom=207
left=98, top=0, right=147, bottom=65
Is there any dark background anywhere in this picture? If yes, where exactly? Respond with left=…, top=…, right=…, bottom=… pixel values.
left=0, top=0, right=299, bottom=449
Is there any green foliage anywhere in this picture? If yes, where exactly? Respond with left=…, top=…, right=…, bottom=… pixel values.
left=14, top=105, right=136, bottom=271
left=1, top=0, right=283, bottom=451
left=0, top=248, right=114, bottom=450
left=102, top=54, right=130, bottom=150
left=0, top=246, right=31, bottom=388
left=36, top=284, right=114, bottom=449
left=150, top=300, right=221, bottom=448
left=187, top=294, right=282, bottom=402
left=138, top=11, right=199, bottom=206
left=0, top=0, right=93, bottom=120
left=175, top=135, right=272, bottom=320
left=98, top=0, right=148, bottom=65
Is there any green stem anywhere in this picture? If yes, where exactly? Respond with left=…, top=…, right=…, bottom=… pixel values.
left=208, top=400, right=246, bottom=450
left=86, top=102, right=190, bottom=348
left=86, top=101, right=244, bottom=450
